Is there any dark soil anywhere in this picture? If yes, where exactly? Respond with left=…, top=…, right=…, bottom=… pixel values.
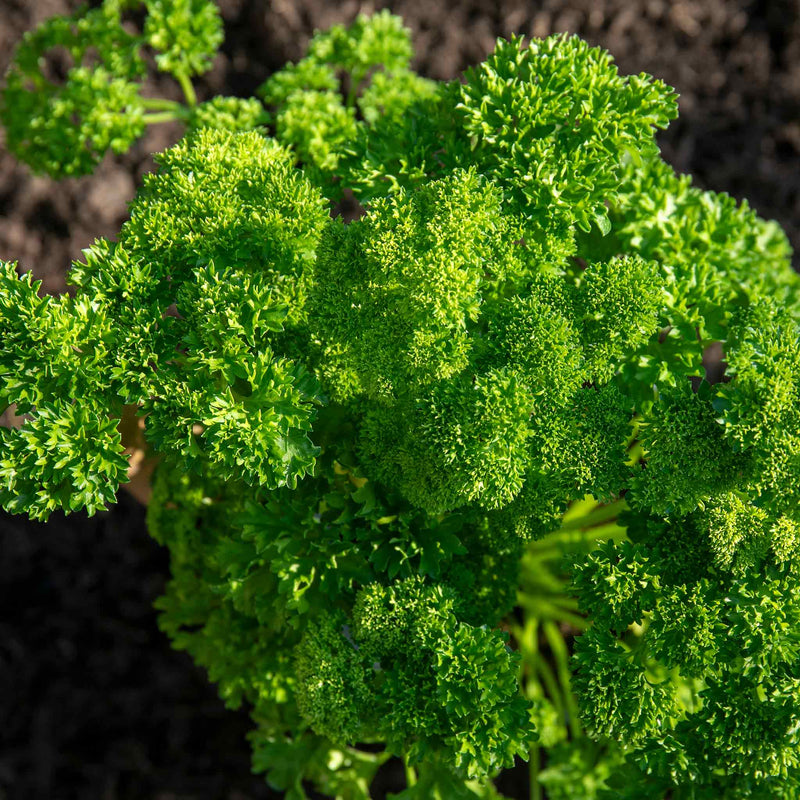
left=1, top=1, right=798, bottom=798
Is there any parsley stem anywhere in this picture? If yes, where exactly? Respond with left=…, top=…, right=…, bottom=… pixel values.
left=177, top=72, right=197, bottom=107
left=517, top=596, right=589, bottom=630
left=141, top=97, right=183, bottom=112
left=526, top=522, right=628, bottom=561
left=530, top=743, right=542, bottom=800
left=543, top=619, right=582, bottom=739
left=404, top=756, right=417, bottom=787
left=557, top=497, right=628, bottom=532
left=142, top=111, right=182, bottom=125
left=535, top=647, right=567, bottom=726
left=344, top=746, right=388, bottom=764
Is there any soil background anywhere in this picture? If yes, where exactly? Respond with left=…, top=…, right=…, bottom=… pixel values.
left=1, top=1, right=799, bottom=798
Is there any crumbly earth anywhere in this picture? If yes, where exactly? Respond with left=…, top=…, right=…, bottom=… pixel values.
left=1, top=1, right=798, bottom=798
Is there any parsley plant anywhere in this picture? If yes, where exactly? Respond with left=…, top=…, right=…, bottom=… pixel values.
left=2, top=4, right=799, bottom=798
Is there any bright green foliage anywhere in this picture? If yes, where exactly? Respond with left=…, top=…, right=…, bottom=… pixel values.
left=630, top=382, right=751, bottom=515
left=1, top=129, right=329, bottom=511
left=121, top=129, right=328, bottom=490
left=578, top=255, right=665, bottom=381
left=358, top=69, right=437, bottom=124
left=312, top=169, right=503, bottom=401
left=722, top=301, right=800, bottom=449
left=340, top=85, right=468, bottom=205
left=271, top=89, right=357, bottom=179
left=119, top=127, right=327, bottom=321
left=187, top=95, right=266, bottom=134
left=574, top=509, right=800, bottom=797
left=573, top=626, right=681, bottom=743
left=0, top=260, right=113, bottom=409
left=550, top=385, right=633, bottom=501
left=306, top=11, right=413, bottom=84
left=457, top=35, right=678, bottom=236
left=0, top=4, right=146, bottom=177
left=147, top=453, right=530, bottom=788
left=717, top=300, right=800, bottom=517
left=378, top=369, right=535, bottom=514
left=698, top=493, right=772, bottom=572
left=298, top=577, right=535, bottom=778
left=481, top=289, right=584, bottom=405
left=0, top=0, right=227, bottom=177
left=294, top=611, right=373, bottom=744
left=64, top=238, right=180, bottom=403
left=613, top=158, right=798, bottom=330
left=0, top=400, right=129, bottom=520
left=144, top=0, right=223, bottom=79
left=3, top=7, right=800, bottom=800
left=0, top=260, right=129, bottom=519
left=570, top=539, right=658, bottom=633
left=260, top=60, right=339, bottom=106
left=259, top=11, right=428, bottom=195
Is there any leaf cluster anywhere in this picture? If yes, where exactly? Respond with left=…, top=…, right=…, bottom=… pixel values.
left=0, top=0, right=225, bottom=176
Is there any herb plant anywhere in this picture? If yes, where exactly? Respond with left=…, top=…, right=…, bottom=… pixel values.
left=2, top=3, right=800, bottom=798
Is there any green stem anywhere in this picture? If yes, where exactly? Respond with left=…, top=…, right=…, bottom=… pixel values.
left=561, top=494, right=598, bottom=521
left=404, top=756, right=417, bottom=788
left=543, top=594, right=580, bottom=610
left=557, top=498, right=627, bottom=532
left=519, top=557, right=567, bottom=582
left=516, top=597, right=589, bottom=630
left=177, top=72, right=197, bottom=107
left=626, top=441, right=644, bottom=466
left=543, top=619, right=582, bottom=739
left=530, top=741, right=542, bottom=800
left=513, top=617, right=538, bottom=665
left=346, top=68, right=366, bottom=107
left=520, top=618, right=544, bottom=800
left=523, top=524, right=627, bottom=568
left=513, top=494, right=631, bottom=798
left=533, top=646, right=567, bottom=727
left=345, top=746, right=389, bottom=765
left=141, top=96, right=183, bottom=112
left=142, top=111, right=182, bottom=125
left=526, top=517, right=628, bottom=559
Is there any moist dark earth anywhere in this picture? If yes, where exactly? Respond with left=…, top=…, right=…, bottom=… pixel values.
left=1, top=1, right=798, bottom=798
